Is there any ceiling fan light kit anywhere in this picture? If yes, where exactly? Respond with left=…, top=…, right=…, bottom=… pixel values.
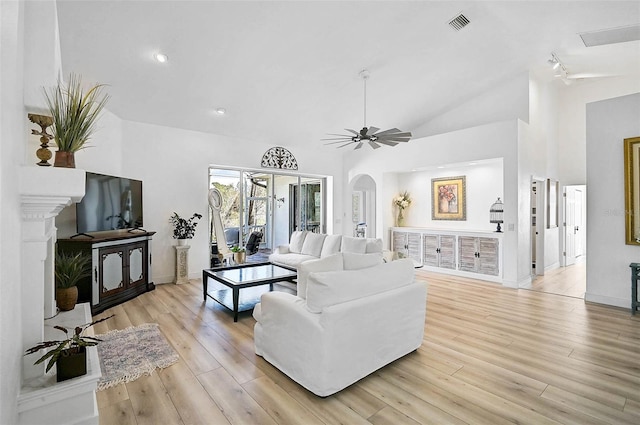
left=323, top=69, right=412, bottom=150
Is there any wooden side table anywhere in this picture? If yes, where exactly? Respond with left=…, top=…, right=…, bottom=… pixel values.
left=629, top=263, right=640, bottom=315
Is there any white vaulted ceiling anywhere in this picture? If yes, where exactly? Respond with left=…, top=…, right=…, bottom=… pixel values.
left=56, top=1, right=640, bottom=147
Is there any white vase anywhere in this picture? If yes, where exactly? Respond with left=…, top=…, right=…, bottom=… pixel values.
left=177, top=238, right=188, bottom=246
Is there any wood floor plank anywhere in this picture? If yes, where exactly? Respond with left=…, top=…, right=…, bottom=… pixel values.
left=97, top=399, right=137, bottom=425
left=96, top=382, right=129, bottom=410
left=157, top=360, right=230, bottom=425
left=287, top=386, right=374, bottom=425
left=198, top=368, right=276, bottom=425
left=125, top=373, right=184, bottom=425
left=368, top=406, right=422, bottom=425
left=154, top=312, right=222, bottom=376
left=242, top=375, right=325, bottom=425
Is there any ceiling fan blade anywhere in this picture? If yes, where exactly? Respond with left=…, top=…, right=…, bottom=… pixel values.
left=324, top=140, right=353, bottom=145
left=366, top=126, right=380, bottom=135
left=345, top=129, right=360, bottom=136
left=327, top=133, right=354, bottom=137
left=368, top=140, right=381, bottom=149
left=354, top=142, right=364, bottom=150
left=338, top=141, right=354, bottom=148
left=322, top=137, right=354, bottom=141
left=372, top=128, right=401, bottom=136
left=375, top=140, right=399, bottom=147
left=377, top=136, right=411, bottom=143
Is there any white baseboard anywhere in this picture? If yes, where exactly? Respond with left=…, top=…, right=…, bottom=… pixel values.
left=517, top=276, right=532, bottom=289
left=544, top=262, right=560, bottom=273
left=584, top=292, right=629, bottom=309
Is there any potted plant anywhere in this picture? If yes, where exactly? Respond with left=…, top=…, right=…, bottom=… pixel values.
left=170, top=212, right=203, bottom=245
left=25, top=314, right=113, bottom=382
left=43, top=73, right=110, bottom=168
left=231, top=245, right=246, bottom=264
left=55, top=251, right=92, bottom=311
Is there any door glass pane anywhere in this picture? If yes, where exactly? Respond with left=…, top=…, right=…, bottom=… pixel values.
left=243, top=172, right=270, bottom=248
left=209, top=169, right=241, bottom=249
left=300, top=177, right=323, bottom=233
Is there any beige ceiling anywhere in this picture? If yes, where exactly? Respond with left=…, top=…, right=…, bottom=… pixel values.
left=56, top=1, right=640, bottom=148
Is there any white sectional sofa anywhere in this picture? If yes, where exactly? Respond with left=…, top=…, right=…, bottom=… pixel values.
left=268, top=230, right=384, bottom=270
left=253, top=255, right=427, bottom=396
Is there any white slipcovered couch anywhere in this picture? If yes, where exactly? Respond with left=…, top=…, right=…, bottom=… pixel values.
left=268, top=230, right=383, bottom=270
left=253, top=254, right=427, bottom=396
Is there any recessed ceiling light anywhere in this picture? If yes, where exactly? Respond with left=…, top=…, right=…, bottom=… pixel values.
left=469, top=162, right=477, bottom=165
left=437, top=166, right=445, bottom=169
left=215, top=108, right=226, bottom=115
left=154, top=53, right=168, bottom=63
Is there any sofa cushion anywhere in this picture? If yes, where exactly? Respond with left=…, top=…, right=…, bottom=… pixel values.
left=269, top=252, right=317, bottom=270
left=301, top=233, right=326, bottom=257
left=297, top=254, right=344, bottom=300
left=289, top=231, right=308, bottom=254
left=306, top=258, right=415, bottom=313
left=320, top=234, right=342, bottom=258
left=342, top=252, right=384, bottom=270
left=365, top=238, right=383, bottom=253
left=341, top=236, right=367, bottom=254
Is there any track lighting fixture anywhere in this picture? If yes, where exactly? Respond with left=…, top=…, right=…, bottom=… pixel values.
left=548, top=52, right=568, bottom=79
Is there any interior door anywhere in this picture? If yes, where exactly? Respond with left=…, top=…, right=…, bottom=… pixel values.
left=574, top=188, right=584, bottom=258
left=564, top=186, right=576, bottom=266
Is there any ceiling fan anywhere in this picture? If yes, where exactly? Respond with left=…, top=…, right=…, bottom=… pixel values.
left=323, top=69, right=412, bottom=150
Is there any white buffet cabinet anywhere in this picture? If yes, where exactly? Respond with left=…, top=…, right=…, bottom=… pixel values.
left=391, top=227, right=503, bottom=283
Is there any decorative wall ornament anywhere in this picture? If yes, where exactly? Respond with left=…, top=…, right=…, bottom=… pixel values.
left=261, top=146, right=298, bottom=170
left=432, top=176, right=467, bottom=221
left=28, top=113, right=54, bottom=166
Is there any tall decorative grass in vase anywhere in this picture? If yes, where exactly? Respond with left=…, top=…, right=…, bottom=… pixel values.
left=43, top=73, right=110, bottom=168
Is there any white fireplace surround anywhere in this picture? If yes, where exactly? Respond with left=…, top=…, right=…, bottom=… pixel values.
left=18, top=166, right=102, bottom=424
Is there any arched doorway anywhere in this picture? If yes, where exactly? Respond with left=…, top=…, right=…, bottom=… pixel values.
left=350, top=174, right=376, bottom=238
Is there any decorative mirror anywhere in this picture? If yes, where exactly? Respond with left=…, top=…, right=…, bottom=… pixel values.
left=624, top=136, right=640, bottom=245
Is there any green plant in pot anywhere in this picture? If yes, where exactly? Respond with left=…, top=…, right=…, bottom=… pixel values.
left=43, top=73, right=110, bottom=168
left=55, top=251, right=91, bottom=311
left=25, top=314, right=113, bottom=382
left=170, top=212, right=203, bottom=244
left=231, top=245, right=246, bottom=264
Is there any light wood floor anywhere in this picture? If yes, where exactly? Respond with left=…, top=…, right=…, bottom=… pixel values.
left=530, top=260, right=586, bottom=299
left=93, top=269, right=640, bottom=425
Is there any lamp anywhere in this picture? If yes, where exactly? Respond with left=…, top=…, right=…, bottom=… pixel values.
left=490, top=197, right=504, bottom=233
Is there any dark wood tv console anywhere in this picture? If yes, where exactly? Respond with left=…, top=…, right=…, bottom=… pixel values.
left=57, top=230, right=155, bottom=315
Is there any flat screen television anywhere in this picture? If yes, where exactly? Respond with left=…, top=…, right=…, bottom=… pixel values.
left=76, top=172, right=143, bottom=234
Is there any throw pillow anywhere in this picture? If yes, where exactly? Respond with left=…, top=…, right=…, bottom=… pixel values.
left=306, top=258, right=415, bottom=313
left=341, top=236, right=367, bottom=254
left=365, top=238, right=383, bottom=253
left=289, top=231, right=308, bottom=254
left=297, top=254, right=344, bottom=300
left=342, top=252, right=383, bottom=270
left=320, top=234, right=342, bottom=258
left=301, top=233, right=326, bottom=257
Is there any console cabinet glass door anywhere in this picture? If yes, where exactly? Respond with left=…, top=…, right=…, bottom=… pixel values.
left=99, top=246, right=125, bottom=297
left=127, top=241, right=147, bottom=287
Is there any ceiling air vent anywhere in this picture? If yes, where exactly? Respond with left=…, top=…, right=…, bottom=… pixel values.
left=448, top=14, right=470, bottom=31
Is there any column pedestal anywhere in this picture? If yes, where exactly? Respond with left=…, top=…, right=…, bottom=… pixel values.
left=175, top=245, right=190, bottom=284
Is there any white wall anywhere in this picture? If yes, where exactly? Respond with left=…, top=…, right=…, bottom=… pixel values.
left=586, top=92, right=640, bottom=308
left=558, top=76, right=640, bottom=185
left=412, top=73, right=529, bottom=138
left=0, top=1, right=25, bottom=423
left=394, top=160, right=503, bottom=231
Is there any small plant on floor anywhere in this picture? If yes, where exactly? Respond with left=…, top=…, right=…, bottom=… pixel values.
left=170, top=212, right=203, bottom=239
left=230, top=245, right=245, bottom=253
left=25, top=315, right=114, bottom=372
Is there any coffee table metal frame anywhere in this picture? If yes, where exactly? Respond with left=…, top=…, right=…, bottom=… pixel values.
left=202, top=262, right=297, bottom=322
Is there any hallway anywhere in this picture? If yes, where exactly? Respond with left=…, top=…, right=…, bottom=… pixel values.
left=530, top=261, right=586, bottom=299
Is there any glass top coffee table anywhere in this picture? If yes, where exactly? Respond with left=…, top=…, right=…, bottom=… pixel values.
left=202, top=262, right=297, bottom=322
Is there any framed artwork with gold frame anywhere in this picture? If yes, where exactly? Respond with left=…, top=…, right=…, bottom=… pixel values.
left=431, top=176, right=466, bottom=220
left=624, top=136, right=640, bottom=245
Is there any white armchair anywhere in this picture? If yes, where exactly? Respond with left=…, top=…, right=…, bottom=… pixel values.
left=253, top=257, right=427, bottom=396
